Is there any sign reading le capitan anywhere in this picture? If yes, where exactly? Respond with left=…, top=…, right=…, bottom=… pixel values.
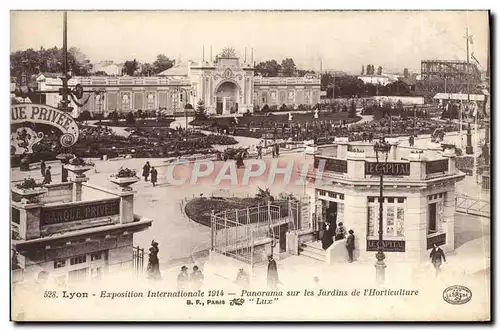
left=365, top=162, right=410, bottom=176
left=11, top=104, right=79, bottom=148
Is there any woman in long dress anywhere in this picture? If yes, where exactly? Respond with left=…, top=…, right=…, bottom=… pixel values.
left=321, top=221, right=334, bottom=250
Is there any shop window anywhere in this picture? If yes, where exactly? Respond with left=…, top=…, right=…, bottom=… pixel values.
left=70, top=255, right=87, bottom=266
left=54, top=260, right=66, bottom=269
left=54, top=275, right=67, bottom=288
left=91, top=267, right=103, bottom=280
left=68, top=268, right=88, bottom=283
left=339, top=194, right=344, bottom=200
left=367, top=196, right=406, bottom=238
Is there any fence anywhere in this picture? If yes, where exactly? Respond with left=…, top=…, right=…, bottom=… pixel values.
left=132, top=246, right=145, bottom=277
left=210, top=195, right=312, bottom=268
left=455, top=194, right=490, bottom=218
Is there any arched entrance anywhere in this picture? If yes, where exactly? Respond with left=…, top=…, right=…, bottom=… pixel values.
left=215, top=81, right=239, bottom=114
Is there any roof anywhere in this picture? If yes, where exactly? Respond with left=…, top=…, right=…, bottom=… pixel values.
left=433, top=93, right=485, bottom=101
left=158, top=63, right=189, bottom=76
left=37, top=72, right=62, bottom=80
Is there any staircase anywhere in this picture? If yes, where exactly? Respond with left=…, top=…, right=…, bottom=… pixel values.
left=299, top=241, right=326, bottom=262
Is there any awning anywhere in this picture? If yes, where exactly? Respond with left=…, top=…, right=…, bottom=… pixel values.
left=433, top=93, right=485, bottom=101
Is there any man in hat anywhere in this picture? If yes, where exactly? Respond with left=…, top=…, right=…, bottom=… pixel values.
left=346, top=229, right=355, bottom=263
left=190, top=265, right=204, bottom=290
left=429, top=244, right=447, bottom=276
left=267, top=255, right=279, bottom=289
left=150, top=166, right=158, bottom=187
left=177, top=266, right=189, bottom=290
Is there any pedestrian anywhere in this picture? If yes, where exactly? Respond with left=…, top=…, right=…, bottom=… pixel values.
left=267, top=255, right=279, bottom=289
left=190, top=265, right=204, bottom=290
left=43, top=166, right=52, bottom=185
left=335, top=222, right=347, bottom=241
left=271, top=144, right=276, bottom=158
left=146, top=241, right=161, bottom=280
left=235, top=268, right=249, bottom=288
left=142, top=161, right=151, bottom=181
left=150, top=166, right=158, bottom=187
left=256, top=145, right=263, bottom=159
left=346, top=229, right=355, bottom=263
left=177, top=266, right=189, bottom=290
left=429, top=244, right=446, bottom=276
left=321, top=221, right=334, bottom=250
left=40, top=160, right=46, bottom=177
left=275, top=143, right=280, bottom=157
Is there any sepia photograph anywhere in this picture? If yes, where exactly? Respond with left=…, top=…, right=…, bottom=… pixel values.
left=9, top=9, right=491, bottom=322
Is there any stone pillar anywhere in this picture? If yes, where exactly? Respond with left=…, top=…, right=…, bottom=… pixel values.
left=409, top=153, right=426, bottom=180
left=286, top=231, right=299, bottom=255
left=442, top=189, right=456, bottom=252
left=72, top=177, right=88, bottom=202
left=343, top=188, right=367, bottom=260
left=404, top=194, right=428, bottom=263
left=222, top=97, right=227, bottom=114
left=336, top=141, right=349, bottom=159
left=116, top=192, right=135, bottom=224
left=347, top=153, right=365, bottom=179
left=15, top=203, right=42, bottom=240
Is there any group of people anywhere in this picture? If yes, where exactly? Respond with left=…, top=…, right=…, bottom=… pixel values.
left=142, top=161, right=158, bottom=187
left=321, top=220, right=356, bottom=263
left=177, top=265, right=204, bottom=290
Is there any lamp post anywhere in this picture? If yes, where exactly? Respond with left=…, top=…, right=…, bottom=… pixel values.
left=373, top=137, right=391, bottom=285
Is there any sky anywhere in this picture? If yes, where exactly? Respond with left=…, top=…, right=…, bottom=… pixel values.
left=10, top=10, right=490, bottom=74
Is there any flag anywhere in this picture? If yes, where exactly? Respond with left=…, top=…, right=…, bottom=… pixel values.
left=468, top=35, right=474, bottom=45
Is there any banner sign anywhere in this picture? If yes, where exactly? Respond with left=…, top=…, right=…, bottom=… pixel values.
left=41, top=199, right=120, bottom=226
left=11, top=104, right=80, bottom=151
left=426, top=159, right=449, bottom=174
left=314, top=157, right=348, bottom=173
left=367, top=239, right=405, bottom=252
left=365, top=162, right=410, bottom=176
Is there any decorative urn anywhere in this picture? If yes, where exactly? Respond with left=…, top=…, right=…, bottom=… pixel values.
left=109, top=168, right=139, bottom=191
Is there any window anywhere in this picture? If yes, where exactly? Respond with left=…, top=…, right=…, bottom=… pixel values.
left=367, top=197, right=406, bottom=238
left=70, top=255, right=87, bottom=266
left=54, top=260, right=66, bottom=269
left=91, top=252, right=103, bottom=261
left=91, top=267, right=103, bottom=280
left=428, top=203, right=437, bottom=234
left=68, top=268, right=88, bottom=283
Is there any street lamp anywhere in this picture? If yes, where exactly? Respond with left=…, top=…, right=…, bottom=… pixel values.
left=373, top=137, right=391, bottom=285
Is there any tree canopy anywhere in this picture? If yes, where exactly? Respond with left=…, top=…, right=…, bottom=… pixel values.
left=10, top=46, right=93, bottom=85
left=153, top=54, right=174, bottom=74
left=255, top=60, right=282, bottom=77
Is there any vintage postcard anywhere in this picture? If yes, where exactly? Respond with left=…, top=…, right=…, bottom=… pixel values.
left=10, top=10, right=490, bottom=321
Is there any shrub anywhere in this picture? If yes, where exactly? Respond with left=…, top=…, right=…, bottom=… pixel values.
left=269, top=105, right=278, bottom=111
left=107, top=111, right=119, bottom=122
left=261, top=104, right=269, bottom=112
left=77, top=110, right=92, bottom=122
left=279, top=104, right=288, bottom=112
left=125, top=112, right=136, bottom=125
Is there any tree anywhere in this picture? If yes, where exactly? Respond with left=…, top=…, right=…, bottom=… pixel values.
left=377, top=66, right=383, bottom=75
left=219, top=47, right=236, bottom=58
left=281, top=58, right=297, bottom=77
left=141, top=63, right=155, bottom=76
left=123, top=59, right=139, bottom=76
left=68, top=47, right=93, bottom=76
left=403, top=68, right=409, bottom=78
left=349, top=100, right=357, bottom=118
left=107, top=111, right=119, bottom=124
left=195, top=100, right=208, bottom=119
left=153, top=54, right=174, bottom=74
left=255, top=60, right=281, bottom=77
left=361, top=65, right=365, bottom=75
left=94, top=70, right=108, bottom=76
left=297, top=69, right=316, bottom=77
left=365, top=64, right=370, bottom=75
left=10, top=46, right=93, bottom=84
left=77, top=110, right=92, bottom=122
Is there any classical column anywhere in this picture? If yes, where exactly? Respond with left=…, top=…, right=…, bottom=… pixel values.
left=223, top=97, right=227, bottom=114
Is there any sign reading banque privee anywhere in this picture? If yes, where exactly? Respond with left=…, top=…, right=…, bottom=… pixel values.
left=11, top=104, right=80, bottom=148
